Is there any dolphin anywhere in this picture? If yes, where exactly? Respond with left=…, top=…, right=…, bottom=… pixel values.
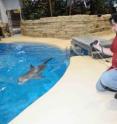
left=18, top=58, right=53, bottom=84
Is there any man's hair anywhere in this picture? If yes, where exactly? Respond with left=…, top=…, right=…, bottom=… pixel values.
left=109, top=13, right=117, bottom=24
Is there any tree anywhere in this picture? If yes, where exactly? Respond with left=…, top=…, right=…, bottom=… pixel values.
left=49, top=0, right=53, bottom=16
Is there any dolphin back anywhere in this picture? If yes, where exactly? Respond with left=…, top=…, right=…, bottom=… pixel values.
left=43, top=57, right=53, bottom=64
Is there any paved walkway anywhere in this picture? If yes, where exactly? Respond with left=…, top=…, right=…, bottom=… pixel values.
left=1, top=35, right=70, bottom=50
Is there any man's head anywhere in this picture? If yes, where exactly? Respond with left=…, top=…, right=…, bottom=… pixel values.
left=109, top=13, right=117, bottom=32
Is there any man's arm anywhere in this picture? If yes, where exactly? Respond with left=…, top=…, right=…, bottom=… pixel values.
left=93, top=41, right=113, bottom=56
left=102, top=47, right=113, bottom=56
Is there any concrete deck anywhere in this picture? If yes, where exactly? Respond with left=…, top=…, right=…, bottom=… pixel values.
left=1, top=35, right=70, bottom=50
left=1, top=35, right=117, bottom=124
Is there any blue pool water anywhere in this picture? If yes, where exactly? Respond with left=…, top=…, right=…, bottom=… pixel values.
left=0, top=42, right=70, bottom=124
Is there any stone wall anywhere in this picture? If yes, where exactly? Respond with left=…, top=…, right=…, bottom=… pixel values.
left=21, top=15, right=111, bottom=39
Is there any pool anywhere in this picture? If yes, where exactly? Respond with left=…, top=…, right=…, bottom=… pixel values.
left=0, top=42, right=70, bottom=124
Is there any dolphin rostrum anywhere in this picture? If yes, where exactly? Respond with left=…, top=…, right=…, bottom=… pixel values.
left=18, top=58, right=53, bottom=84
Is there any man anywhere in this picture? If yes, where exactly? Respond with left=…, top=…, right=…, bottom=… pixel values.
left=93, top=13, right=117, bottom=92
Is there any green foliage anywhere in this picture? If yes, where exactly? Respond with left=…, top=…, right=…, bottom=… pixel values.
left=21, top=0, right=50, bottom=20
left=53, top=0, right=68, bottom=16
left=21, top=0, right=112, bottom=20
left=94, top=0, right=108, bottom=14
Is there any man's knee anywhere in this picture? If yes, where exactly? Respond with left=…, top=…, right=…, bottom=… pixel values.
left=96, top=79, right=106, bottom=92
left=96, top=69, right=117, bottom=92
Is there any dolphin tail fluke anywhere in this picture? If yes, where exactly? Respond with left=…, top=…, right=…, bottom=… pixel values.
left=43, top=57, right=53, bottom=64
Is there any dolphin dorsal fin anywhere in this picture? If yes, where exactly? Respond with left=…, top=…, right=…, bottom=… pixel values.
left=43, top=57, right=53, bottom=64
left=30, top=65, right=34, bottom=69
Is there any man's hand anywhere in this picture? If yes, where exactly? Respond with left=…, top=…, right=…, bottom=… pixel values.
left=91, top=40, right=102, bottom=51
